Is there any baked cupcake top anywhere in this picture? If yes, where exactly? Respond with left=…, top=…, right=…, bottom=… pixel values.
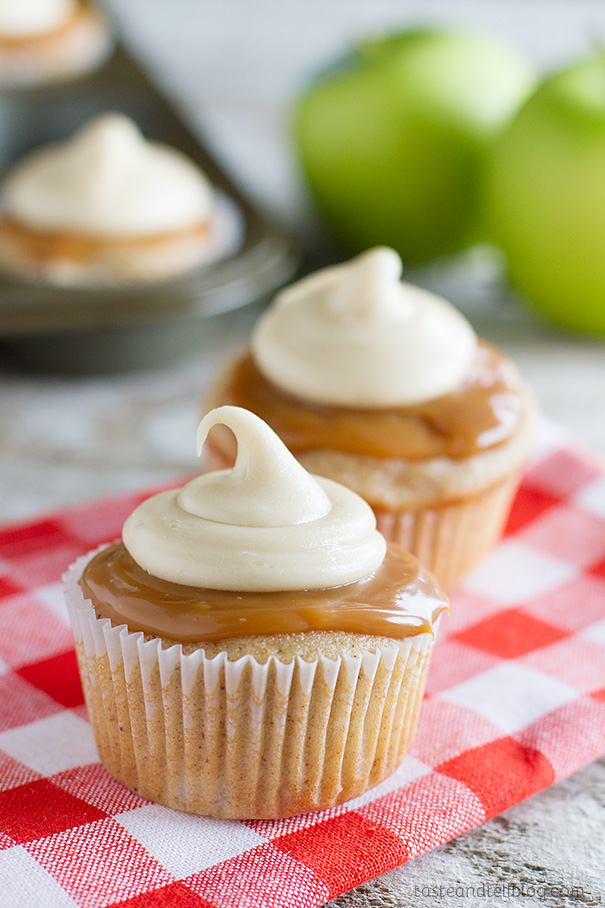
left=2, top=113, right=214, bottom=237
left=80, top=406, right=447, bottom=642
left=0, top=0, right=77, bottom=38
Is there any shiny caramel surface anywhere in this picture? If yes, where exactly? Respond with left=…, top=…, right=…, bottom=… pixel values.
left=80, top=543, right=447, bottom=643
left=212, top=343, right=525, bottom=460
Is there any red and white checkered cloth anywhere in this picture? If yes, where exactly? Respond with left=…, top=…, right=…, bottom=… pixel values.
left=1, top=421, right=604, bottom=908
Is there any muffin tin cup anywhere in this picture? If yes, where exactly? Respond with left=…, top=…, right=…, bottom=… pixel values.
left=0, top=38, right=298, bottom=373
left=64, top=547, right=438, bottom=820
left=373, top=472, right=522, bottom=591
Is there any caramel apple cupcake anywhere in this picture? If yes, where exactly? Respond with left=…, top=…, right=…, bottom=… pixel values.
left=63, top=406, right=447, bottom=819
left=203, top=248, right=536, bottom=591
left=0, top=0, right=111, bottom=86
left=0, top=113, right=235, bottom=286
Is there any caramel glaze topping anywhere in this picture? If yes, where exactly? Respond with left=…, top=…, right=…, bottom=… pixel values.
left=80, top=542, right=447, bottom=644
left=0, top=215, right=211, bottom=263
left=213, top=342, right=525, bottom=461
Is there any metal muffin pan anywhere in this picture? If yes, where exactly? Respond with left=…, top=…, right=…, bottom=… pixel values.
left=0, top=37, right=299, bottom=373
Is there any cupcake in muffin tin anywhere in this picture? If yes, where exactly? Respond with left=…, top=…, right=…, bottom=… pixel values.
left=0, top=112, right=239, bottom=286
left=63, top=406, right=447, bottom=819
left=0, top=0, right=112, bottom=87
left=203, top=247, right=536, bottom=590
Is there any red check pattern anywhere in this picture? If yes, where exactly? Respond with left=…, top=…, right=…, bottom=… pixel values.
left=1, top=423, right=605, bottom=908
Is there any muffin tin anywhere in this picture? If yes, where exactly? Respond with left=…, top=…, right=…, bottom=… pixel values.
left=0, top=22, right=299, bottom=373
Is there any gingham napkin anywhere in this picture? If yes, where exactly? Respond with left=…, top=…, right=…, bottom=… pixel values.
left=0, top=422, right=604, bottom=908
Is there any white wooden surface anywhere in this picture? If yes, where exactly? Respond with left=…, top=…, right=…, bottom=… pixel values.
left=1, top=2, right=604, bottom=905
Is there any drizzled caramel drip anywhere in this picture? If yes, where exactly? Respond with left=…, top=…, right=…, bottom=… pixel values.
left=80, top=543, right=447, bottom=644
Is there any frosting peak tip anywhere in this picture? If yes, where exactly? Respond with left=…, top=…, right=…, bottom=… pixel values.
left=330, top=246, right=404, bottom=317
left=191, top=406, right=331, bottom=527
left=75, top=113, right=142, bottom=155
left=122, top=405, right=386, bottom=591
left=357, top=246, right=403, bottom=280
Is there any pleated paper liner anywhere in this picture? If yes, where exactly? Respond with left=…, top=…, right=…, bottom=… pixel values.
left=64, top=549, right=438, bottom=820
left=373, top=472, right=522, bottom=590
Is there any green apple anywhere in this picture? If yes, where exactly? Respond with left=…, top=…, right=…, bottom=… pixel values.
left=487, top=56, right=605, bottom=333
left=294, top=29, right=535, bottom=264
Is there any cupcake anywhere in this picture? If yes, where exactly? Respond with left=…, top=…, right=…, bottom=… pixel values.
left=203, top=247, right=536, bottom=590
left=63, top=405, right=447, bottom=819
left=0, top=0, right=111, bottom=87
left=0, top=113, right=234, bottom=286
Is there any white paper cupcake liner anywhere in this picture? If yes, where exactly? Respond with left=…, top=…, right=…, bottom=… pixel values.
left=374, top=471, right=521, bottom=590
left=64, top=547, right=438, bottom=819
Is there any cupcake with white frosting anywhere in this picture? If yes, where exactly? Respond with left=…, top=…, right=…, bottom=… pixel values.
left=0, top=112, right=229, bottom=285
left=63, top=405, right=447, bottom=819
left=203, top=247, right=536, bottom=590
left=0, top=0, right=111, bottom=86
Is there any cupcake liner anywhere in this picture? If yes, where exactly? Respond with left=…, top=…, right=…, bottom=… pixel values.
left=64, top=548, right=437, bottom=820
left=373, top=472, right=521, bottom=591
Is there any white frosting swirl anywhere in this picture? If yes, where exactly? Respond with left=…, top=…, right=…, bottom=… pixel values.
left=252, top=247, right=478, bottom=407
left=3, top=113, right=214, bottom=237
left=0, top=0, right=76, bottom=37
left=122, top=406, right=386, bottom=592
